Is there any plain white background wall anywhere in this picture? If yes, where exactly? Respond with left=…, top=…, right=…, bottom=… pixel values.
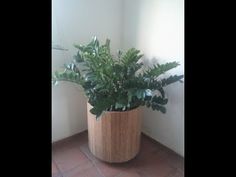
left=123, top=0, right=184, bottom=156
left=52, top=0, right=123, bottom=142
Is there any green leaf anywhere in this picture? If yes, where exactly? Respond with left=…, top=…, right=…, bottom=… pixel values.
left=117, top=50, right=122, bottom=59
left=161, top=75, right=184, bottom=86
left=105, top=39, right=110, bottom=48
left=83, top=81, right=95, bottom=89
left=52, top=79, right=58, bottom=85
left=121, top=48, right=143, bottom=66
left=151, top=104, right=155, bottom=110
left=151, top=103, right=166, bottom=113
left=54, top=71, right=59, bottom=78
left=144, top=95, right=152, bottom=101
left=128, top=91, right=133, bottom=102
left=69, top=72, right=74, bottom=80
left=74, top=51, right=84, bottom=62
left=62, top=72, right=68, bottom=79
left=146, top=101, right=151, bottom=108
left=113, top=64, right=123, bottom=73
left=90, top=108, right=103, bottom=119
left=115, top=102, right=125, bottom=109
left=131, top=89, right=145, bottom=100
left=158, top=87, right=165, bottom=98
left=144, top=62, right=180, bottom=78
left=141, top=101, right=145, bottom=106
left=152, top=95, right=168, bottom=105
left=74, top=44, right=85, bottom=51
left=158, top=105, right=166, bottom=113
left=116, top=94, right=128, bottom=109
left=135, top=90, right=143, bottom=99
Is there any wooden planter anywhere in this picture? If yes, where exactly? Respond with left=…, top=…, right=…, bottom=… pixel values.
left=87, top=103, right=141, bottom=163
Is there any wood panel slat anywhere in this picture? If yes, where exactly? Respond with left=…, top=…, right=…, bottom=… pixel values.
left=87, top=103, right=141, bottom=163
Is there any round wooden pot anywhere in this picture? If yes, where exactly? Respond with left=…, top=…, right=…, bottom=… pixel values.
left=87, top=103, right=141, bottom=163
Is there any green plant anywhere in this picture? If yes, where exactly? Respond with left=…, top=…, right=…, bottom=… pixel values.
left=52, top=37, right=184, bottom=119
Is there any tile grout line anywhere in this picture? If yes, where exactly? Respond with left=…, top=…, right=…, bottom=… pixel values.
left=79, top=146, right=106, bottom=177
left=52, top=158, right=64, bottom=177
left=52, top=143, right=92, bottom=176
left=113, top=171, right=125, bottom=177
left=53, top=132, right=184, bottom=177
left=54, top=158, right=95, bottom=177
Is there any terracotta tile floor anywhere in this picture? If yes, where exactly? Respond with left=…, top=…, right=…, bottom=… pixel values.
left=52, top=131, right=184, bottom=177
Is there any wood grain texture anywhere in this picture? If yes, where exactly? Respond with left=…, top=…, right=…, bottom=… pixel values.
left=87, top=103, right=141, bottom=163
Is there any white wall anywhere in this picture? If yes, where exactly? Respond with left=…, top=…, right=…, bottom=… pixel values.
left=123, top=0, right=184, bottom=156
left=52, top=0, right=123, bottom=142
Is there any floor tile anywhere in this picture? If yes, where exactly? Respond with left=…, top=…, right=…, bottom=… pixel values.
left=52, top=131, right=88, bottom=152
left=166, top=168, right=184, bottom=177
left=134, top=151, right=175, bottom=177
left=79, top=143, right=100, bottom=163
left=52, top=131, right=184, bottom=177
left=63, top=164, right=103, bottom=177
left=95, top=161, right=125, bottom=177
left=140, top=134, right=165, bottom=154
left=52, top=161, right=61, bottom=177
left=53, top=146, right=91, bottom=172
left=156, top=149, right=184, bottom=171
left=140, top=163, right=174, bottom=177
left=117, top=168, right=146, bottom=177
left=79, top=143, right=136, bottom=175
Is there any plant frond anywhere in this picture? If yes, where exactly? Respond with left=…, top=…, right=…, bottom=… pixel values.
left=161, top=75, right=184, bottom=87
left=143, top=61, right=179, bottom=78
left=121, top=48, right=143, bottom=66
left=53, top=37, right=184, bottom=117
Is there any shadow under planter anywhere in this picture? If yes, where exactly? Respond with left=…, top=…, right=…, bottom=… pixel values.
left=87, top=103, right=141, bottom=163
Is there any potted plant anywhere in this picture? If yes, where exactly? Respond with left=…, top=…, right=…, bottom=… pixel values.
left=52, top=36, right=183, bottom=162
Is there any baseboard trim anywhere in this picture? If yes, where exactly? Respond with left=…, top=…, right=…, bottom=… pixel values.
left=52, top=130, right=88, bottom=146
left=141, top=132, right=183, bottom=157
left=52, top=130, right=182, bottom=157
